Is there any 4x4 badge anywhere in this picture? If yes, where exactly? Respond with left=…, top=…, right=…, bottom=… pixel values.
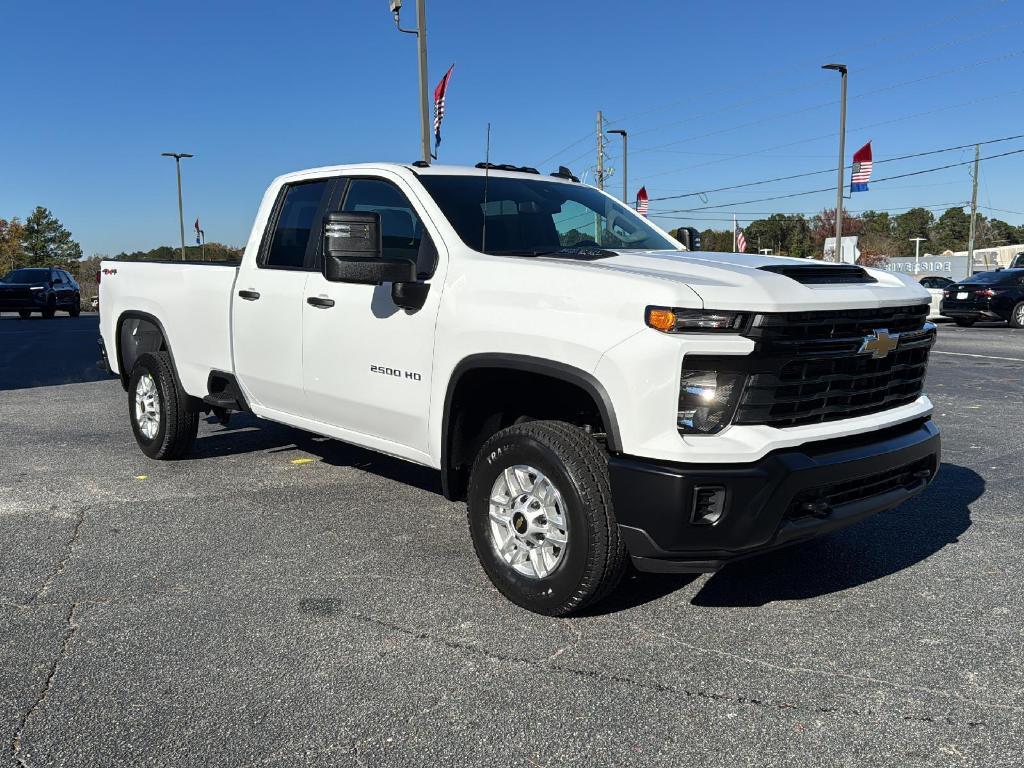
left=860, top=329, right=899, bottom=359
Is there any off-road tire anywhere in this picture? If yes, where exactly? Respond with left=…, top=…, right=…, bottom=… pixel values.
left=1009, top=302, right=1024, bottom=329
left=128, top=351, right=199, bottom=460
left=467, top=420, right=627, bottom=616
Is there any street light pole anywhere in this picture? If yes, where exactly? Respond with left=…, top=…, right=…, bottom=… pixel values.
left=822, top=64, right=847, bottom=262
left=161, top=152, right=193, bottom=261
left=607, top=129, right=628, bottom=203
left=390, top=0, right=431, bottom=164
left=910, top=237, right=927, bottom=275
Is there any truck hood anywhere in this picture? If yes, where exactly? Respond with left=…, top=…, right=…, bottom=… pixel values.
left=549, top=249, right=930, bottom=312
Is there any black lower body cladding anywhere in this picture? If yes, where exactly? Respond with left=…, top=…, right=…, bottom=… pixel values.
left=609, top=418, right=940, bottom=573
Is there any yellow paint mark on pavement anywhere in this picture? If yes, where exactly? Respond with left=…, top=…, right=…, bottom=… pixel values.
left=290, top=458, right=317, bottom=466
left=135, top=475, right=148, bottom=480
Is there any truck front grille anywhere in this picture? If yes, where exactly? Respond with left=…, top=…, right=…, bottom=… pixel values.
left=731, top=304, right=934, bottom=429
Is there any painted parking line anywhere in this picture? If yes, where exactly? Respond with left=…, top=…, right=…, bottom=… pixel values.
left=932, top=350, right=1024, bottom=363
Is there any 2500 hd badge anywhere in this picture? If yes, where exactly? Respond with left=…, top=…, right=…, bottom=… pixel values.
left=370, top=364, right=422, bottom=381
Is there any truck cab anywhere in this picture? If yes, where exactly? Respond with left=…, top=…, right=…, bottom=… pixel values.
left=99, top=162, right=940, bottom=616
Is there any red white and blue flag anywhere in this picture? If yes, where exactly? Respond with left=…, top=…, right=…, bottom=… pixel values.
left=433, top=64, right=455, bottom=156
left=635, top=186, right=649, bottom=216
left=735, top=222, right=747, bottom=252
left=194, top=217, right=204, bottom=245
left=851, top=141, right=873, bottom=193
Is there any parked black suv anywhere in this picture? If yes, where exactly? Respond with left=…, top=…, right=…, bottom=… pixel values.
left=0, top=268, right=81, bottom=318
left=940, top=268, right=1024, bottom=327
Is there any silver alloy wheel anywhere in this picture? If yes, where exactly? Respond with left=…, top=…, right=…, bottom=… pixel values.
left=134, top=373, right=161, bottom=440
left=488, top=465, right=568, bottom=579
left=1016, top=304, right=1024, bottom=325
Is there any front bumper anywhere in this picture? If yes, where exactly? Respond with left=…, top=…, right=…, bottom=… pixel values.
left=609, top=418, right=940, bottom=573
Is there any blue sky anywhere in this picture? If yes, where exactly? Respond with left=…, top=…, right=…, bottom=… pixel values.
left=2, top=0, right=1022, bottom=256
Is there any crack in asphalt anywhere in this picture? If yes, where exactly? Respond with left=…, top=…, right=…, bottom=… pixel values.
left=343, top=611, right=990, bottom=729
left=26, top=506, right=89, bottom=605
left=10, top=601, right=81, bottom=767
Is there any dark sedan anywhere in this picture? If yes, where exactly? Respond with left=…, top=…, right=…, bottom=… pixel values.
left=940, top=268, right=1024, bottom=328
left=0, top=267, right=81, bottom=318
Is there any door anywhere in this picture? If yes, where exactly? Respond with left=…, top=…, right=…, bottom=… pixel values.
left=232, top=178, right=333, bottom=417
left=301, top=175, right=443, bottom=454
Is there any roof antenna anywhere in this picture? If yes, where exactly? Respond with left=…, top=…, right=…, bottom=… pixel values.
left=481, top=122, right=491, bottom=254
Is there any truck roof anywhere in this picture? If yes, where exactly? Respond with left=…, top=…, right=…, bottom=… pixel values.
left=273, top=162, right=578, bottom=186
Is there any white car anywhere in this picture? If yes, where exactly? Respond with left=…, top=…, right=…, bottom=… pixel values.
left=99, top=162, right=940, bottom=615
left=919, top=276, right=954, bottom=318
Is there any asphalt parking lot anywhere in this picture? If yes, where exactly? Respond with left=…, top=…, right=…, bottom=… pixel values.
left=1, top=314, right=1022, bottom=767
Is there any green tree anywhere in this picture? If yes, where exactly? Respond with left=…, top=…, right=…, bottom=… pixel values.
left=929, top=207, right=972, bottom=253
left=697, top=228, right=733, bottom=252
left=21, top=207, right=83, bottom=267
left=858, top=210, right=895, bottom=257
left=891, top=208, right=935, bottom=257
left=0, top=217, right=25, bottom=274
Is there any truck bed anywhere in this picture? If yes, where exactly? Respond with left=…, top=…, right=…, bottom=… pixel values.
left=99, top=260, right=239, bottom=396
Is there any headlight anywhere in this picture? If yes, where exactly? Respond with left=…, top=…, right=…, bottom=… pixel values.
left=646, top=306, right=748, bottom=333
left=678, top=370, right=745, bottom=434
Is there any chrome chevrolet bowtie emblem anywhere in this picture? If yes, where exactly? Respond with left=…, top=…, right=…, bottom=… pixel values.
left=860, top=329, right=899, bottom=359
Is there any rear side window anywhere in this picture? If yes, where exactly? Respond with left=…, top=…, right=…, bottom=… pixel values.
left=264, top=180, right=330, bottom=269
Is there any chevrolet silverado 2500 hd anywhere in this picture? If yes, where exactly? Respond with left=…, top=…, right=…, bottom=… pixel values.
left=99, top=163, right=940, bottom=615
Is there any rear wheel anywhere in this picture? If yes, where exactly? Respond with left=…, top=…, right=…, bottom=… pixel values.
left=1009, top=302, right=1024, bottom=329
left=467, top=420, right=626, bottom=616
left=128, top=351, right=199, bottom=459
left=955, top=318, right=975, bottom=327
left=18, top=310, right=31, bottom=320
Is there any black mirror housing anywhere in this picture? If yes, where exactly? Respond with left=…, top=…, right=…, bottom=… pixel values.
left=391, top=280, right=430, bottom=311
left=322, top=211, right=415, bottom=285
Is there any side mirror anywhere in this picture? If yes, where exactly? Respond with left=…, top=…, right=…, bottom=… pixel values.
left=322, top=211, right=415, bottom=285
left=391, top=280, right=430, bottom=311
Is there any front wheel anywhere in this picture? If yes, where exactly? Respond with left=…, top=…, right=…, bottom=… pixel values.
left=69, top=297, right=81, bottom=317
left=18, top=310, right=31, bottom=320
left=128, top=351, right=199, bottom=459
left=1009, top=302, right=1024, bottom=329
left=467, top=421, right=626, bottom=616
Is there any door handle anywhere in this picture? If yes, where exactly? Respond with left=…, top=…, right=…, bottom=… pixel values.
left=306, top=296, right=336, bottom=309
left=238, top=290, right=261, bottom=301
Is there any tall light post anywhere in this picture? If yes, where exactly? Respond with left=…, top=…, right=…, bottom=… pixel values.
left=607, top=129, right=628, bottom=203
left=161, top=152, right=193, bottom=261
left=390, top=0, right=431, bottom=164
left=910, top=236, right=927, bottom=275
left=822, top=64, right=847, bottom=262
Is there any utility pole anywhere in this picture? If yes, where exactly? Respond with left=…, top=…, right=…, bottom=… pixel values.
left=823, top=64, right=848, bottom=262
left=732, top=214, right=737, bottom=252
left=910, top=237, right=927, bottom=275
left=161, top=152, right=193, bottom=261
left=596, top=111, right=605, bottom=191
left=968, top=143, right=980, bottom=272
left=390, top=0, right=431, bottom=164
left=607, top=129, right=628, bottom=202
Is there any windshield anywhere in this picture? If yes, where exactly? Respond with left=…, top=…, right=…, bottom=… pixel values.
left=418, top=175, right=677, bottom=255
left=1, top=269, right=50, bottom=284
left=963, top=270, right=1022, bottom=284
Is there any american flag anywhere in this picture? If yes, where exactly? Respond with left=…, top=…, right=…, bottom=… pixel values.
left=636, top=186, right=649, bottom=216
left=735, top=222, right=747, bottom=252
left=433, top=64, right=455, bottom=155
left=194, top=217, right=204, bottom=245
left=851, top=141, right=873, bottom=193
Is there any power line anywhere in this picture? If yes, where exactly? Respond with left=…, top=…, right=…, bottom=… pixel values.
left=652, top=147, right=1024, bottom=214
left=647, top=134, right=1024, bottom=202
left=649, top=202, right=969, bottom=223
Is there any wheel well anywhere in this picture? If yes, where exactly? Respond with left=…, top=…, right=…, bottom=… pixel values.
left=116, top=314, right=170, bottom=390
left=442, top=365, right=612, bottom=501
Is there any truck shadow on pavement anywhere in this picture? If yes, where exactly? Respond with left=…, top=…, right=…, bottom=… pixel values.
left=192, top=414, right=443, bottom=495
left=588, top=462, right=981, bottom=614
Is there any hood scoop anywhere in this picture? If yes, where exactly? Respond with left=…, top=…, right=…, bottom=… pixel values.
left=758, top=263, right=876, bottom=285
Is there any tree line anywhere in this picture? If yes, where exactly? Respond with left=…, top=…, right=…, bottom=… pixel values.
left=672, top=207, right=1024, bottom=259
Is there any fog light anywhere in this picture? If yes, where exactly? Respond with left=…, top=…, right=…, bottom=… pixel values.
left=691, top=486, right=726, bottom=525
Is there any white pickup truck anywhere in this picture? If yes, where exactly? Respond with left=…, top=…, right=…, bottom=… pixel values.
left=99, top=162, right=940, bottom=615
